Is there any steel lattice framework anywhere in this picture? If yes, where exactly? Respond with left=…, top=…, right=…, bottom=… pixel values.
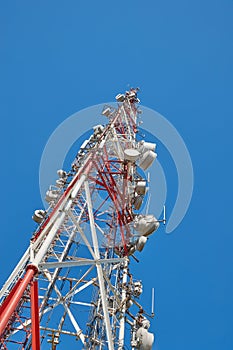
left=0, top=89, right=161, bottom=350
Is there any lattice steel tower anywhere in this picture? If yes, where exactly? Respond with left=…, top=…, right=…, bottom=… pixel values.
left=0, top=88, right=162, bottom=350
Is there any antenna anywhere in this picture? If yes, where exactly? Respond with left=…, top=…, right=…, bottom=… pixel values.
left=145, top=193, right=151, bottom=215
left=163, top=205, right=166, bottom=224
left=151, top=287, right=155, bottom=316
left=145, top=172, right=151, bottom=215
left=147, top=172, right=150, bottom=183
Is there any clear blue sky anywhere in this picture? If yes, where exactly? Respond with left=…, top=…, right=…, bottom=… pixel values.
left=0, top=1, right=233, bottom=349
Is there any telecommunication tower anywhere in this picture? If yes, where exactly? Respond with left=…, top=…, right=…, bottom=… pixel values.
left=0, top=89, right=163, bottom=349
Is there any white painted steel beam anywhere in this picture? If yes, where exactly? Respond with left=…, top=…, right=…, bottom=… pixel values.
left=85, top=180, right=114, bottom=350
left=39, top=257, right=125, bottom=270
left=118, top=261, right=128, bottom=350
left=68, top=210, right=96, bottom=259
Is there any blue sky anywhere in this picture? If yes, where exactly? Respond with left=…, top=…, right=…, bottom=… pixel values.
left=0, top=1, right=233, bottom=349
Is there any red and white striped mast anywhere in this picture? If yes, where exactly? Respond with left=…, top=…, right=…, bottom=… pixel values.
left=0, top=88, right=160, bottom=349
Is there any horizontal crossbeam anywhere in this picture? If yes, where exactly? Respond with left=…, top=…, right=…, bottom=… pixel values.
left=39, top=257, right=126, bottom=270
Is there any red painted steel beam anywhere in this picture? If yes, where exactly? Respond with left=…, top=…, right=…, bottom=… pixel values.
left=0, top=267, right=36, bottom=337
left=0, top=278, right=22, bottom=315
left=30, top=280, right=40, bottom=350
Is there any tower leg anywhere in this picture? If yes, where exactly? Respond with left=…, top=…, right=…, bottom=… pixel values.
left=30, top=280, right=40, bottom=350
left=118, top=261, right=128, bottom=349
